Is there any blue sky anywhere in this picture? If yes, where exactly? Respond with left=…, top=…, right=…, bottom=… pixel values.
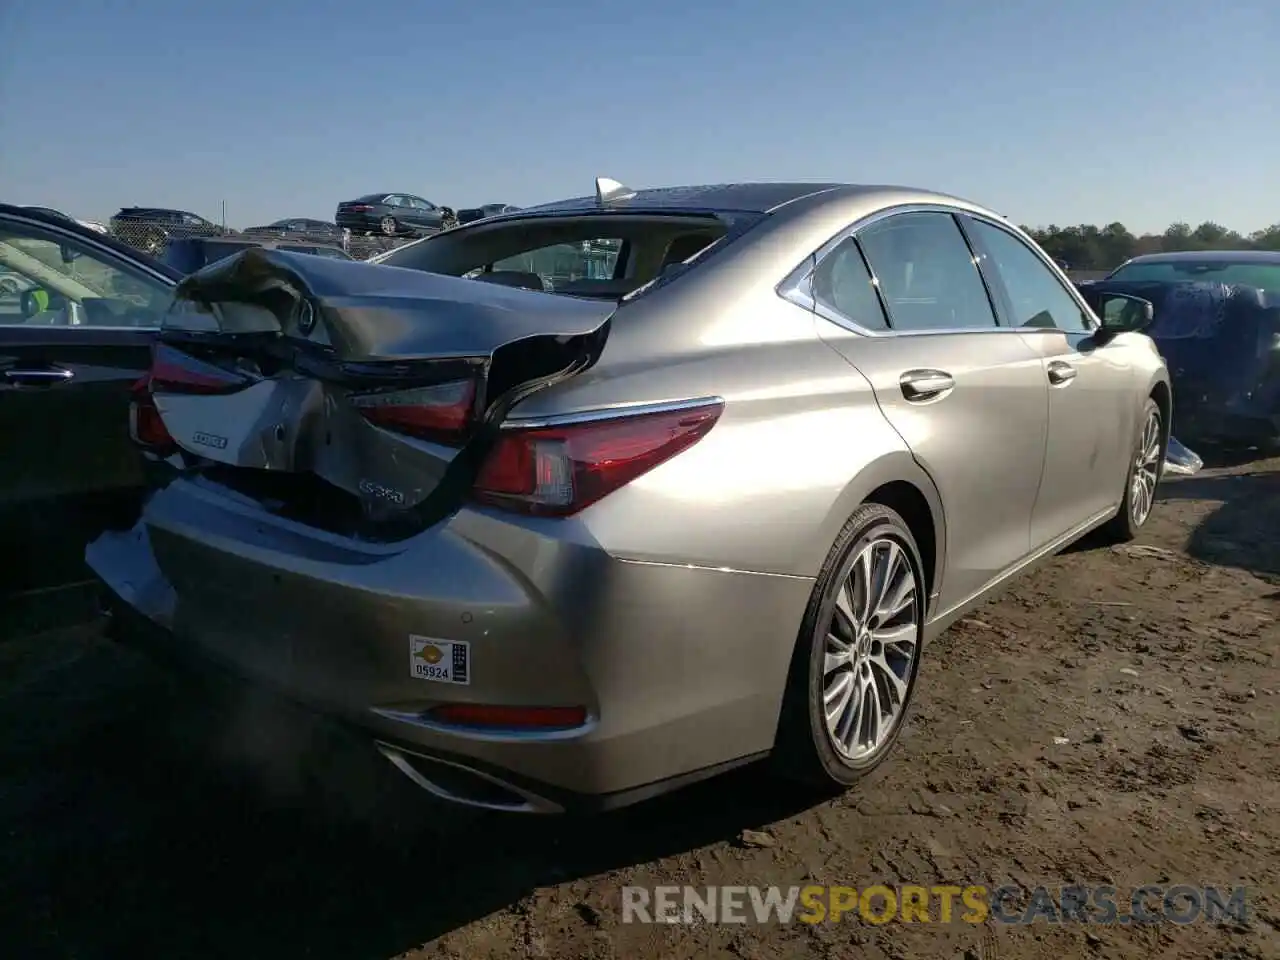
left=2, top=0, right=1275, bottom=233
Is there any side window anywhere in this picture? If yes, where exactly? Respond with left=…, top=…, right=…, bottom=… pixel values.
left=810, top=237, right=889, bottom=330
left=0, top=220, right=173, bottom=327
left=413, top=197, right=437, bottom=211
left=384, top=195, right=404, bottom=207
left=857, top=212, right=997, bottom=331
left=963, top=218, right=1091, bottom=332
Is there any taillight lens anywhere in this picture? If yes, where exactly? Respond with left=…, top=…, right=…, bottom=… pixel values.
left=473, top=401, right=724, bottom=516
left=350, top=378, right=477, bottom=445
left=128, top=375, right=176, bottom=453
left=149, top=343, right=252, bottom=395
left=348, top=205, right=371, bottom=212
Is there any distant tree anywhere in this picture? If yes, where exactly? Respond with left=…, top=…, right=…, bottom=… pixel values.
left=1021, top=217, right=1270, bottom=270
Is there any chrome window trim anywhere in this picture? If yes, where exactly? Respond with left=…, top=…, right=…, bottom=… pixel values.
left=0, top=210, right=176, bottom=332
left=503, top=395, right=725, bottom=430
left=777, top=202, right=1099, bottom=338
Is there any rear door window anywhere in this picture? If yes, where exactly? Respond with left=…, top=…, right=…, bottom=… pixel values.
left=856, top=212, right=997, bottom=331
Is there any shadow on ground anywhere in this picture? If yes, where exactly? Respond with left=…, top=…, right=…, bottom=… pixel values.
left=0, top=630, right=821, bottom=960
left=1155, top=468, right=1280, bottom=581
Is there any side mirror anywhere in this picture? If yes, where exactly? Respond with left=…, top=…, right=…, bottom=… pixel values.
left=60, top=244, right=82, bottom=264
left=1082, top=290, right=1154, bottom=339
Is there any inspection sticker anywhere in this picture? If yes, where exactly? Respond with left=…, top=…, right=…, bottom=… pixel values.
left=409, top=636, right=471, bottom=685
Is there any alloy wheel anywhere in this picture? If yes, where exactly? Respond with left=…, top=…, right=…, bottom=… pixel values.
left=1130, top=410, right=1162, bottom=527
left=380, top=216, right=397, bottom=236
left=821, top=537, right=920, bottom=762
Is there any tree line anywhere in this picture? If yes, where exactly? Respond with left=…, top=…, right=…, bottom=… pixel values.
left=1022, top=220, right=1280, bottom=272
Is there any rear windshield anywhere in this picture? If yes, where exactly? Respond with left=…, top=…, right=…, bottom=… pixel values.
left=1109, top=259, right=1280, bottom=292
left=376, top=212, right=760, bottom=298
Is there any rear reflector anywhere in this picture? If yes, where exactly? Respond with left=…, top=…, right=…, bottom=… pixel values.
left=473, top=400, right=724, bottom=516
left=128, top=375, right=176, bottom=453
left=149, top=343, right=253, bottom=395
left=427, top=704, right=588, bottom=730
left=350, top=378, right=477, bottom=445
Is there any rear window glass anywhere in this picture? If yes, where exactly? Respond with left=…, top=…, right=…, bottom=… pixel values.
left=1109, top=260, right=1280, bottom=292
left=377, top=213, right=757, bottom=298
left=490, top=239, right=622, bottom=288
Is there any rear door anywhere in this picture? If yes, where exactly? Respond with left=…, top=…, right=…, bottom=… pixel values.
left=959, top=215, right=1135, bottom=546
left=808, top=210, right=1051, bottom=614
left=0, top=211, right=176, bottom=629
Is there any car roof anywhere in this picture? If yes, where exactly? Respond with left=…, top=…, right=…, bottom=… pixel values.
left=484, top=183, right=997, bottom=225
left=1119, top=249, right=1280, bottom=266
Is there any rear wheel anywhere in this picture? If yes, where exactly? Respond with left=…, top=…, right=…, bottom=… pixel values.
left=379, top=216, right=398, bottom=236
left=774, top=503, right=925, bottom=788
left=1100, top=398, right=1163, bottom=543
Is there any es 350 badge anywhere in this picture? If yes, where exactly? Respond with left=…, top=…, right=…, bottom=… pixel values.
left=409, top=636, right=470, bottom=684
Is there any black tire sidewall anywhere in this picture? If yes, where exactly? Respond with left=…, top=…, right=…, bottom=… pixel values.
left=792, top=505, right=927, bottom=786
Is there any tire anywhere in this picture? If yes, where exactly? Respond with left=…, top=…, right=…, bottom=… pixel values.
left=379, top=216, right=398, bottom=236
left=1099, top=397, right=1164, bottom=543
left=773, top=503, right=926, bottom=788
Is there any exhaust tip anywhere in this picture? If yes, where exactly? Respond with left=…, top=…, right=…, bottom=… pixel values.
left=376, top=743, right=563, bottom=814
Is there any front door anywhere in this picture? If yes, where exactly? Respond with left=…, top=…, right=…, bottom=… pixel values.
left=960, top=215, right=1137, bottom=547
left=809, top=211, right=1051, bottom=615
left=0, top=210, right=176, bottom=631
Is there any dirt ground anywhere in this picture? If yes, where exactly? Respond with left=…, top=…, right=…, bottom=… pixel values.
left=2, top=457, right=1277, bottom=960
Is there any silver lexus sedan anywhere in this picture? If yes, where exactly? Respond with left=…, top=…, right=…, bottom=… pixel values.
left=89, top=179, right=1170, bottom=813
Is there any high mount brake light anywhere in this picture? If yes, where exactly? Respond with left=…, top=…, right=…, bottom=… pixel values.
left=350, top=378, right=477, bottom=446
left=473, top=401, right=724, bottom=517
left=128, top=375, right=176, bottom=453
left=149, top=343, right=253, bottom=395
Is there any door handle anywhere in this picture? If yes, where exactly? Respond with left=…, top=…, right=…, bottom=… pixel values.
left=4, top=366, right=75, bottom=385
left=899, top=369, right=955, bottom=402
left=1047, top=361, right=1077, bottom=385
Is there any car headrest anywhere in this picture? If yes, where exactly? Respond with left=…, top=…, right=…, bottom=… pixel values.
left=554, top=278, right=638, bottom=297
left=473, top=270, right=545, bottom=292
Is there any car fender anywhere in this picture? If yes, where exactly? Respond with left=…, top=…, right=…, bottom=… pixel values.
left=810, top=448, right=947, bottom=615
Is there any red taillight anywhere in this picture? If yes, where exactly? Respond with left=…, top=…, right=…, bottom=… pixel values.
left=350, top=378, right=477, bottom=445
left=128, top=375, right=176, bottom=453
left=347, top=204, right=372, bottom=212
left=427, top=704, right=588, bottom=730
left=472, top=401, right=723, bottom=516
left=149, top=343, right=251, bottom=395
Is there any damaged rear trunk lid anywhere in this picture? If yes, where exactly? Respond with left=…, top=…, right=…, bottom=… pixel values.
left=150, top=248, right=613, bottom=537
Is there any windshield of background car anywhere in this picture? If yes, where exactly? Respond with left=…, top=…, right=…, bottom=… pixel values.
left=1109, top=259, right=1280, bottom=291
left=375, top=211, right=761, bottom=297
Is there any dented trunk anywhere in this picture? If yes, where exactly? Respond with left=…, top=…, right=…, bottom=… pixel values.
left=146, top=248, right=613, bottom=537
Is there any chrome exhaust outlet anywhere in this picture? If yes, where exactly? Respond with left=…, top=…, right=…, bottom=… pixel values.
left=375, top=742, right=564, bottom=814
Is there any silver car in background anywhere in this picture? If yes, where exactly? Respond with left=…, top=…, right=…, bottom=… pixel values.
left=90, top=179, right=1169, bottom=813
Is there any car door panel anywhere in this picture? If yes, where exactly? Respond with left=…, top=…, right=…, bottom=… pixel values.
left=804, top=211, right=1052, bottom=615
left=833, top=331, right=1050, bottom=612
left=0, top=209, right=175, bottom=629
left=959, top=215, right=1135, bottom=547
left=0, top=328, right=152, bottom=602
left=1017, top=330, right=1137, bottom=543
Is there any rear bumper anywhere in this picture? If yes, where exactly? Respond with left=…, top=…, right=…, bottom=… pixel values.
left=87, top=477, right=811, bottom=810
